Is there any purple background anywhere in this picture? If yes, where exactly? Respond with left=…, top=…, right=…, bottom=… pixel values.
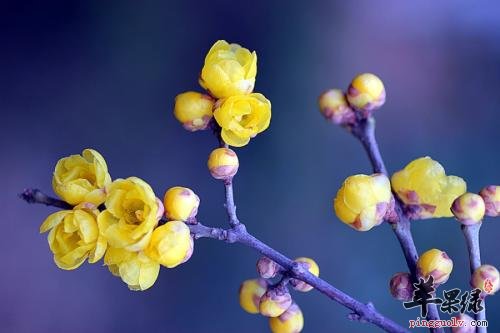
left=2, top=1, right=500, bottom=332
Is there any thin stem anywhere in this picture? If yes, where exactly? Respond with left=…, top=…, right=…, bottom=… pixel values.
left=19, top=188, right=72, bottom=209
left=351, top=117, right=387, bottom=175
left=224, top=178, right=240, bottom=227
left=462, top=223, right=486, bottom=333
left=20, top=188, right=409, bottom=333
left=349, top=116, right=444, bottom=333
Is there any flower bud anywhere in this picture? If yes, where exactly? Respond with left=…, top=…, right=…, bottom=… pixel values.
left=269, top=303, right=304, bottom=333
left=451, top=193, right=485, bottom=225
left=290, top=257, right=319, bottom=292
left=257, top=257, right=280, bottom=279
left=318, top=89, right=355, bottom=125
left=417, top=249, right=453, bottom=285
left=392, top=157, right=466, bottom=219
left=346, top=73, right=386, bottom=115
left=239, top=279, right=267, bottom=314
left=259, top=288, right=292, bottom=317
left=207, top=148, right=239, bottom=180
left=451, top=314, right=474, bottom=333
left=173, top=91, right=214, bottom=131
left=389, top=272, right=413, bottom=301
left=334, top=173, right=392, bottom=231
left=144, top=221, right=193, bottom=268
left=471, top=264, right=500, bottom=297
left=479, top=185, right=500, bottom=217
left=163, top=186, right=200, bottom=221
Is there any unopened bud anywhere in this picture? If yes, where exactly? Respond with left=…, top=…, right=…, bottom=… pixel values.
left=290, top=257, right=319, bottom=292
left=163, top=186, right=200, bottom=221
left=479, top=185, right=500, bottom=217
left=269, top=303, right=304, bottom=333
left=174, top=91, right=214, bottom=131
left=389, top=272, right=413, bottom=301
left=471, top=264, right=500, bottom=297
left=257, top=257, right=280, bottom=279
left=417, top=249, right=453, bottom=286
left=451, top=193, right=485, bottom=225
left=346, top=73, right=386, bottom=116
left=239, top=279, right=267, bottom=314
left=207, top=148, right=239, bottom=180
left=259, top=288, right=292, bottom=317
left=318, top=89, right=355, bottom=126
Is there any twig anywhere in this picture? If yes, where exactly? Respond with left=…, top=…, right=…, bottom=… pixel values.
left=349, top=116, right=444, bottom=333
left=19, top=188, right=72, bottom=209
left=20, top=188, right=409, bottom=333
left=462, top=223, right=487, bottom=333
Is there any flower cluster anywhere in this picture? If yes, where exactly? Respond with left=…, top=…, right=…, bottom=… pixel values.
left=40, top=149, right=196, bottom=290
left=239, top=256, right=319, bottom=333
left=174, top=40, right=271, bottom=147
left=321, top=74, right=500, bottom=312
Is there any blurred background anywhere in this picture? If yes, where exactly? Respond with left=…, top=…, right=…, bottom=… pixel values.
left=2, top=0, right=500, bottom=332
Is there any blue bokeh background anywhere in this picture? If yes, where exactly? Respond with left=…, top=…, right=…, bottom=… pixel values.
left=2, top=1, right=500, bottom=332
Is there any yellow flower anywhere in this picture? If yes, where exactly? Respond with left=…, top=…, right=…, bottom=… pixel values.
left=214, top=93, right=271, bottom=147
left=333, top=174, right=392, bottom=231
left=290, top=257, right=319, bottom=292
left=479, top=185, right=500, bottom=217
left=144, top=221, right=193, bottom=268
left=417, top=248, right=453, bottom=285
left=207, top=147, right=239, bottom=180
left=318, top=89, right=355, bottom=125
left=269, top=303, right=304, bottom=333
left=104, top=247, right=160, bottom=291
left=451, top=193, right=485, bottom=225
left=163, top=187, right=200, bottom=221
left=239, top=279, right=268, bottom=314
left=173, top=91, right=214, bottom=131
left=346, top=73, right=386, bottom=114
left=40, top=203, right=107, bottom=270
left=52, top=148, right=111, bottom=205
left=391, top=157, right=466, bottom=219
left=199, top=40, right=257, bottom=98
left=98, top=177, right=160, bottom=251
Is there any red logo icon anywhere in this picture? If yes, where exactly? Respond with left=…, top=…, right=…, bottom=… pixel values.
left=484, top=278, right=493, bottom=294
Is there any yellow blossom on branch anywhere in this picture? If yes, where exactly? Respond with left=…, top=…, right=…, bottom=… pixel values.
left=98, top=177, right=161, bottom=251
left=199, top=40, right=257, bottom=98
left=40, top=203, right=107, bottom=270
left=214, top=93, right=271, bottom=147
left=104, top=247, right=160, bottom=291
left=334, top=174, right=392, bottom=231
left=52, top=148, right=111, bottom=205
left=391, top=157, right=466, bottom=219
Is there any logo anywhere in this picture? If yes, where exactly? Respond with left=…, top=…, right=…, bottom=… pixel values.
left=484, top=278, right=493, bottom=294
